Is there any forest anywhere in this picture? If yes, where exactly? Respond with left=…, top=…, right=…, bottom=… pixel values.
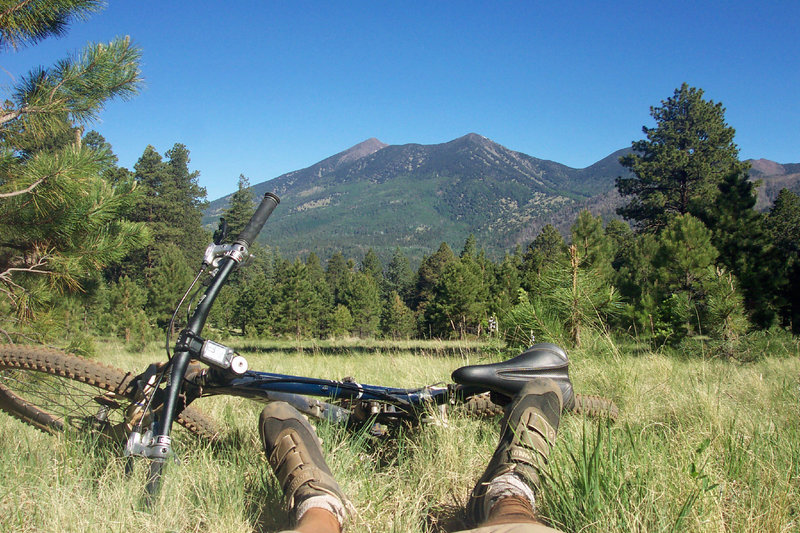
left=1, top=4, right=799, bottom=361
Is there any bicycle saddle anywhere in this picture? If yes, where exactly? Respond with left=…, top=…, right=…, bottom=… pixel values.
left=451, top=343, right=575, bottom=411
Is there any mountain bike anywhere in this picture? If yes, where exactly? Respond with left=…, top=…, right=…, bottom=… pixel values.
left=0, top=192, right=617, bottom=497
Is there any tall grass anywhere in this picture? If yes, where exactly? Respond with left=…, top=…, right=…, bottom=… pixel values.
left=1, top=335, right=798, bottom=532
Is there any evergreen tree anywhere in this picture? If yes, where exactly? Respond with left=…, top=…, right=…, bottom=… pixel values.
left=343, top=271, right=381, bottom=337
left=570, top=210, right=613, bottom=280
left=325, top=252, right=351, bottom=305
left=233, top=273, right=272, bottom=336
left=704, top=267, right=749, bottom=357
left=461, top=234, right=478, bottom=258
left=701, top=171, right=779, bottom=327
left=491, top=252, right=522, bottom=318
left=221, top=174, right=255, bottom=239
left=273, top=258, right=321, bottom=338
left=146, top=243, right=193, bottom=328
left=306, top=252, right=332, bottom=334
left=617, top=84, right=749, bottom=232
left=360, top=248, right=383, bottom=284
left=543, top=245, right=621, bottom=348
left=413, top=242, right=456, bottom=334
left=384, top=248, right=414, bottom=304
left=613, top=232, right=661, bottom=334
left=520, top=224, right=567, bottom=294
left=106, top=275, right=151, bottom=351
left=130, top=143, right=208, bottom=259
left=424, top=259, right=488, bottom=338
left=232, top=253, right=273, bottom=336
left=0, top=9, right=146, bottom=338
left=328, top=304, right=354, bottom=338
left=653, top=214, right=719, bottom=339
left=766, top=189, right=800, bottom=332
left=381, top=291, right=416, bottom=340
left=163, top=143, right=208, bottom=255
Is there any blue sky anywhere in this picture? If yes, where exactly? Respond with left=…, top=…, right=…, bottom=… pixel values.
left=3, top=1, right=798, bottom=200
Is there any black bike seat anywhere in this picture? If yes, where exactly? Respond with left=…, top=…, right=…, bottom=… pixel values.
left=451, top=343, right=574, bottom=410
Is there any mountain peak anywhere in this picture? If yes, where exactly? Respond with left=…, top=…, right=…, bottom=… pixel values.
left=749, top=158, right=786, bottom=177
left=456, top=132, right=490, bottom=144
left=332, top=137, right=387, bottom=167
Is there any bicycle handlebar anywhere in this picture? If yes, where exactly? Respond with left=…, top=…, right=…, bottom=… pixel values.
left=235, top=192, right=280, bottom=247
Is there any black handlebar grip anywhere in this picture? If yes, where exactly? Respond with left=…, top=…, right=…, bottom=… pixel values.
left=235, top=192, right=280, bottom=247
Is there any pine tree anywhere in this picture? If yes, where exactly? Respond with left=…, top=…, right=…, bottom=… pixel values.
left=106, top=275, right=151, bottom=351
left=413, top=242, right=456, bottom=334
left=221, top=174, right=255, bottom=239
left=328, top=304, right=354, bottom=338
left=163, top=143, right=208, bottom=256
left=384, top=248, right=414, bottom=304
left=0, top=7, right=146, bottom=339
left=325, top=252, right=351, bottom=306
left=617, top=84, right=749, bottom=232
left=343, top=271, right=381, bottom=338
left=613, top=232, right=660, bottom=334
left=570, top=210, right=613, bottom=280
left=360, top=248, right=383, bottom=284
left=701, top=172, right=778, bottom=327
left=306, top=252, right=332, bottom=334
left=653, top=214, right=719, bottom=339
left=520, top=225, right=567, bottom=293
left=491, top=252, right=522, bottom=317
left=127, top=143, right=208, bottom=273
left=381, top=291, right=416, bottom=339
left=146, top=243, right=193, bottom=328
left=531, top=244, right=621, bottom=348
left=461, top=234, right=478, bottom=258
left=273, top=259, right=321, bottom=339
left=424, top=259, right=488, bottom=338
left=766, top=189, right=800, bottom=332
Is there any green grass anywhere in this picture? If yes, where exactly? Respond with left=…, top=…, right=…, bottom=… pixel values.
left=1, top=335, right=798, bottom=532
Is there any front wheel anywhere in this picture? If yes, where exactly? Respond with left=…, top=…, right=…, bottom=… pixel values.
left=0, top=344, right=219, bottom=442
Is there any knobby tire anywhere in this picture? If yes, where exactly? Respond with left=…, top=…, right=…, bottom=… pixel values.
left=0, top=344, right=218, bottom=442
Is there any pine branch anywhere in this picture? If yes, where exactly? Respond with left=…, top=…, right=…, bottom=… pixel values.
left=2, top=37, right=141, bottom=143
left=0, top=0, right=102, bottom=51
left=0, top=175, right=45, bottom=197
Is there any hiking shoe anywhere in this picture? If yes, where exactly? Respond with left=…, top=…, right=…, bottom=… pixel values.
left=259, top=402, right=349, bottom=515
left=467, top=378, right=563, bottom=525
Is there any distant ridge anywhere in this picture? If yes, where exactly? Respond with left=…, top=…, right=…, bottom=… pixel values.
left=204, top=135, right=798, bottom=262
left=746, top=158, right=800, bottom=210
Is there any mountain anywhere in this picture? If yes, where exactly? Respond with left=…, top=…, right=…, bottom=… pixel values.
left=747, top=159, right=800, bottom=210
left=205, top=134, right=633, bottom=262
left=203, top=134, right=797, bottom=263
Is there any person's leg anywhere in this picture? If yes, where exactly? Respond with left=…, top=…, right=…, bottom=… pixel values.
left=459, top=378, right=565, bottom=533
left=259, top=402, right=351, bottom=533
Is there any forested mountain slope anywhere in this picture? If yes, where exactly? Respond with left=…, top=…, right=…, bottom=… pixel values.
left=204, top=134, right=798, bottom=262
left=205, top=134, right=633, bottom=261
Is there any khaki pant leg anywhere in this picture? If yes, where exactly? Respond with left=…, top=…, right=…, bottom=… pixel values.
left=455, top=522, right=564, bottom=533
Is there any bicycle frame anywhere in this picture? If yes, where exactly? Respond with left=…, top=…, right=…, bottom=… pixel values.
left=195, top=366, right=456, bottom=426
left=134, top=192, right=465, bottom=463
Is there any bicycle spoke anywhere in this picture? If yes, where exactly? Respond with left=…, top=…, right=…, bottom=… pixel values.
left=0, top=370, right=127, bottom=431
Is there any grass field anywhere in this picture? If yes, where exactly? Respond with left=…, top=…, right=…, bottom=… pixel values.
left=1, top=334, right=798, bottom=532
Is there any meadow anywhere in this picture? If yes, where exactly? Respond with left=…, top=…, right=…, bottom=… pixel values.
left=1, top=333, right=798, bottom=533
